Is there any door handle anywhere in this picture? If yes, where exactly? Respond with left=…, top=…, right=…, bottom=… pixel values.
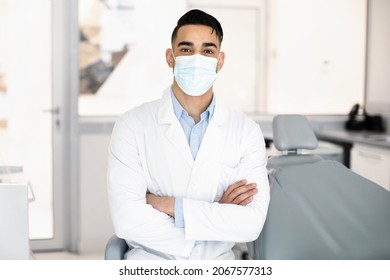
left=43, top=107, right=61, bottom=128
left=42, top=107, right=60, bottom=115
left=358, top=151, right=386, bottom=160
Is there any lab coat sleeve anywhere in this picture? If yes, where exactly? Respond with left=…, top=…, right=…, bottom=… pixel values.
left=107, top=115, right=195, bottom=257
left=182, top=121, right=270, bottom=242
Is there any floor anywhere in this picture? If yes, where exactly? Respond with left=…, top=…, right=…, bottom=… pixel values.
left=30, top=251, right=104, bottom=260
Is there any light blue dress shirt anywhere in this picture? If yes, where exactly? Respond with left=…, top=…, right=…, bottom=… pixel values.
left=170, top=89, right=216, bottom=228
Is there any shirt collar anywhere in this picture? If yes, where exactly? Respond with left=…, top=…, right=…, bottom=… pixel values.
left=170, top=88, right=216, bottom=122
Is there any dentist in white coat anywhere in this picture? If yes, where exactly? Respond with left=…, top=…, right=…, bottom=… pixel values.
left=107, top=9, right=270, bottom=260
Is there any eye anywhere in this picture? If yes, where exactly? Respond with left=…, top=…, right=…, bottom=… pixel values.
left=180, top=48, right=192, bottom=54
left=204, top=49, right=214, bottom=55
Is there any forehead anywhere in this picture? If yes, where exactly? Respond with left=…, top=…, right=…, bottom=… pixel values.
left=174, top=24, right=220, bottom=47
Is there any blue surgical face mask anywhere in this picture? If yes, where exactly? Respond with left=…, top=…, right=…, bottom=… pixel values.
left=173, top=53, right=219, bottom=97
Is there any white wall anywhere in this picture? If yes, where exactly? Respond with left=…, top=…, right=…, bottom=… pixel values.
left=266, top=0, right=367, bottom=114
left=188, top=0, right=267, bottom=113
left=0, top=0, right=54, bottom=240
left=365, top=0, right=390, bottom=117
left=79, top=133, right=113, bottom=254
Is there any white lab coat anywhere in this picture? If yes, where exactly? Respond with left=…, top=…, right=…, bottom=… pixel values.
left=107, top=87, right=270, bottom=259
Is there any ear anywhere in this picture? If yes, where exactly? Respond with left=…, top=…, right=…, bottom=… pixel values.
left=166, top=48, right=175, bottom=68
left=217, top=51, right=225, bottom=72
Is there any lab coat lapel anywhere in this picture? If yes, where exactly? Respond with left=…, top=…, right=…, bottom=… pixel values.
left=194, top=101, right=230, bottom=167
left=158, top=89, right=194, bottom=167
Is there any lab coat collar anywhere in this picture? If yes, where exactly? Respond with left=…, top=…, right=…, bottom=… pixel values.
left=158, top=87, right=230, bottom=126
left=171, top=90, right=216, bottom=125
left=157, top=86, right=230, bottom=167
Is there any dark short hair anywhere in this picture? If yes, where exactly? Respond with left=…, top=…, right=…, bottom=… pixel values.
left=171, top=9, right=223, bottom=45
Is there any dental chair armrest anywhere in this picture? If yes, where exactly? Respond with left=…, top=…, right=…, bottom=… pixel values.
left=104, top=235, right=129, bottom=260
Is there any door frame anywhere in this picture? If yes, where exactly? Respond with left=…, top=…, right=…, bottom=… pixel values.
left=30, top=0, right=79, bottom=252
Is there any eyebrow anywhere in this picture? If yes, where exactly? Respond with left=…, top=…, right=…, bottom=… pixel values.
left=177, top=41, right=193, bottom=47
left=177, top=41, right=218, bottom=49
left=203, top=42, right=218, bottom=48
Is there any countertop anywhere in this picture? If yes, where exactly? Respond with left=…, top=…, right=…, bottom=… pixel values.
left=0, top=166, right=23, bottom=175
left=261, top=126, right=389, bottom=168
left=315, top=129, right=390, bottom=150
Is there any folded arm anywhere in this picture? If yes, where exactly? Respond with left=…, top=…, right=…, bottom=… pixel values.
left=146, top=179, right=258, bottom=216
left=107, top=116, right=195, bottom=257
left=147, top=123, right=270, bottom=242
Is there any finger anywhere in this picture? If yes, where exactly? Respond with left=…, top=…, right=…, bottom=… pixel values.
left=146, top=193, right=154, bottom=204
left=146, top=193, right=159, bottom=205
left=228, top=183, right=257, bottom=200
left=220, top=183, right=257, bottom=204
left=238, top=196, right=254, bottom=206
left=232, top=187, right=258, bottom=205
left=224, top=180, right=247, bottom=196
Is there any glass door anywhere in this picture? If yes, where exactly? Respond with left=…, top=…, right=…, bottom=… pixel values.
left=0, top=0, right=67, bottom=251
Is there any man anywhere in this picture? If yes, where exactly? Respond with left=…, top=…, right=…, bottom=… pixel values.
left=107, top=9, right=270, bottom=260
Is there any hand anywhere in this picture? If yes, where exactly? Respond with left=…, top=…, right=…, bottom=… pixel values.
left=219, top=180, right=258, bottom=206
left=146, top=193, right=175, bottom=217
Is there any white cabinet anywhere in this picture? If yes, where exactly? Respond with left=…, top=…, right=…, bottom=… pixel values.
left=351, top=144, right=390, bottom=191
left=0, top=183, right=29, bottom=259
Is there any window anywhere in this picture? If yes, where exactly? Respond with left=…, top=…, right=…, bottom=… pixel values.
left=78, top=0, right=185, bottom=116
left=78, top=0, right=366, bottom=116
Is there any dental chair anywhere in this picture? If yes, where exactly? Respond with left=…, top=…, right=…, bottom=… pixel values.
left=247, top=114, right=390, bottom=260
left=104, top=234, right=129, bottom=260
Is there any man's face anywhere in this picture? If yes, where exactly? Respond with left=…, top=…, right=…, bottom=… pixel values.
left=166, top=24, right=225, bottom=72
left=173, top=24, right=220, bottom=58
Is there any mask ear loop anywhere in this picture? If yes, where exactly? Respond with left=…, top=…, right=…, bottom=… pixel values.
left=171, top=50, right=176, bottom=64
left=216, top=52, right=221, bottom=73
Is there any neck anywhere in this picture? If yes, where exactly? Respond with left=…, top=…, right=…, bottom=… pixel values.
left=172, top=82, right=213, bottom=123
